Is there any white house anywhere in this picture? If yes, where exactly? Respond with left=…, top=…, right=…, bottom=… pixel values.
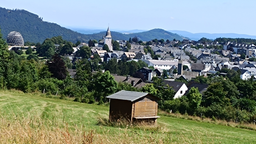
left=144, top=59, right=179, bottom=70
left=240, top=70, right=251, bottom=80
left=163, top=81, right=188, bottom=99
left=240, top=67, right=256, bottom=80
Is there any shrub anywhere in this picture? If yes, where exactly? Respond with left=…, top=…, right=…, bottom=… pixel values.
left=73, top=97, right=80, bottom=102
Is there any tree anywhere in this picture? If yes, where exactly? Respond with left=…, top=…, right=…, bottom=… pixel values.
left=27, top=54, right=38, bottom=61
left=153, top=39, right=158, bottom=44
left=105, top=58, right=118, bottom=74
left=240, top=53, right=246, bottom=59
left=47, top=54, right=67, bottom=80
left=45, top=47, right=55, bottom=58
left=202, top=82, right=229, bottom=107
left=37, top=39, right=55, bottom=58
left=198, top=37, right=212, bottom=44
left=92, top=71, right=117, bottom=102
left=249, top=57, right=256, bottom=62
left=88, top=40, right=95, bottom=47
left=0, top=28, right=10, bottom=88
left=15, top=49, right=23, bottom=55
left=62, top=56, right=72, bottom=69
left=141, top=84, right=158, bottom=96
left=127, top=61, right=139, bottom=76
left=162, top=70, right=168, bottom=78
left=159, top=39, right=165, bottom=44
left=103, top=44, right=110, bottom=52
left=26, top=47, right=33, bottom=55
left=153, top=54, right=160, bottom=60
left=126, top=41, right=131, bottom=49
left=75, top=41, right=81, bottom=47
left=173, top=68, right=178, bottom=74
left=186, top=87, right=202, bottom=110
left=74, top=58, right=92, bottom=87
left=75, top=46, right=91, bottom=59
left=236, top=79, right=256, bottom=100
left=131, top=37, right=140, bottom=43
left=59, top=42, right=74, bottom=55
left=113, top=40, right=120, bottom=50
left=192, top=76, right=209, bottom=84
left=91, top=53, right=102, bottom=71
left=183, top=65, right=189, bottom=70
left=138, top=60, right=148, bottom=68
left=129, top=38, right=132, bottom=43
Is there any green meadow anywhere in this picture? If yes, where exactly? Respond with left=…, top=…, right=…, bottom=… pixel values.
left=0, top=90, right=256, bottom=143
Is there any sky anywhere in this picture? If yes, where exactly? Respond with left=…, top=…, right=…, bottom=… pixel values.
left=2, top=0, right=256, bottom=35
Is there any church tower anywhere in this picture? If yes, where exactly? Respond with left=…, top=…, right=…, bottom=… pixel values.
left=104, top=27, right=113, bottom=51
left=178, top=59, right=183, bottom=75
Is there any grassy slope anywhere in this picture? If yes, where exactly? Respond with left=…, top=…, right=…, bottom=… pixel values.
left=0, top=90, right=256, bottom=143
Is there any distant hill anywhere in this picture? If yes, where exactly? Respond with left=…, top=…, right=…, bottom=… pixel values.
left=73, top=28, right=184, bottom=41
left=0, top=7, right=184, bottom=43
left=170, top=30, right=256, bottom=41
left=84, top=29, right=184, bottom=42
left=126, top=29, right=184, bottom=41
left=0, top=7, right=92, bottom=43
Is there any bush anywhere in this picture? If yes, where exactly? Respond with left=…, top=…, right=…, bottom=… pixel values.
left=33, top=79, right=59, bottom=95
left=81, top=98, right=89, bottom=103
left=73, top=97, right=80, bottom=102
left=163, top=99, right=181, bottom=113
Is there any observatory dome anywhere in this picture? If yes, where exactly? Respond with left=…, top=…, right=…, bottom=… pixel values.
left=7, top=31, right=24, bottom=46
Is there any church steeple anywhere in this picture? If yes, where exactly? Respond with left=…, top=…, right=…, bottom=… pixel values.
left=105, top=27, right=111, bottom=38
left=104, top=27, right=113, bottom=51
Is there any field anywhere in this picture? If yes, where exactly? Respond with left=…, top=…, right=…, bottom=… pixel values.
left=0, top=90, right=256, bottom=143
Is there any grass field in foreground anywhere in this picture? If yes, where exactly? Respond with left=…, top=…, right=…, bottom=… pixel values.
left=0, top=90, right=256, bottom=143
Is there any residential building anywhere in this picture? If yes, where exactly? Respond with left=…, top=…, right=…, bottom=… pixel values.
left=144, top=59, right=179, bottom=70
left=163, top=81, right=188, bottom=99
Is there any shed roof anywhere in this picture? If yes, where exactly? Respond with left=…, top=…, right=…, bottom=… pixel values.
left=107, top=90, right=149, bottom=102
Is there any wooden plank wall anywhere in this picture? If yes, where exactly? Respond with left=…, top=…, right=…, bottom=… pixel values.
left=133, top=99, right=157, bottom=117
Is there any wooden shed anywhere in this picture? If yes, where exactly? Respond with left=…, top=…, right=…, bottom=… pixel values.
left=106, top=90, right=160, bottom=124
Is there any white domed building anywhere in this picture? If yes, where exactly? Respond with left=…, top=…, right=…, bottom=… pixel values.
left=7, top=31, right=24, bottom=46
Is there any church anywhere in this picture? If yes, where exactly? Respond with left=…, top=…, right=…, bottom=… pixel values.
left=104, top=27, right=113, bottom=51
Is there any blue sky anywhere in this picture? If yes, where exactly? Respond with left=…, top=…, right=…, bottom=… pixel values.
left=2, top=0, right=256, bottom=35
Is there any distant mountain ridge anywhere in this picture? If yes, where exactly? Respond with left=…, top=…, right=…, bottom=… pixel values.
left=0, top=7, right=184, bottom=43
left=170, top=30, right=256, bottom=41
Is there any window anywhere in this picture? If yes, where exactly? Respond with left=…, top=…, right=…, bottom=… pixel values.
left=180, top=90, right=183, bottom=94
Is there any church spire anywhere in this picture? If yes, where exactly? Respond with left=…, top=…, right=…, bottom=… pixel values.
left=105, top=27, right=111, bottom=38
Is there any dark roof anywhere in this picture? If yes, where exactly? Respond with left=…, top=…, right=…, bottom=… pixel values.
left=163, top=80, right=185, bottom=92
left=113, top=75, right=144, bottom=88
left=138, top=67, right=153, bottom=72
left=107, top=90, right=149, bottom=102
left=191, top=63, right=205, bottom=71
left=245, top=63, right=256, bottom=68
left=186, top=83, right=208, bottom=94
left=240, top=69, right=248, bottom=75
left=232, top=67, right=240, bottom=71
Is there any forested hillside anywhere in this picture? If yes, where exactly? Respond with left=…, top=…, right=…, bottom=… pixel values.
left=0, top=7, right=184, bottom=43
left=0, top=7, right=91, bottom=43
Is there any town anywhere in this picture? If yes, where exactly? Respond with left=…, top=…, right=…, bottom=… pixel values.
left=7, top=27, right=256, bottom=96
left=2, top=0, right=256, bottom=143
